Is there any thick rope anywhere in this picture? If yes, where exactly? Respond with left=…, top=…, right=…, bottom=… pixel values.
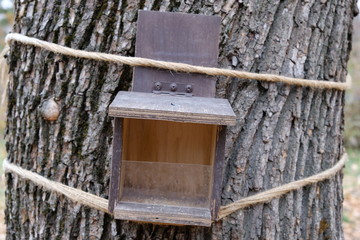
left=5, top=33, right=351, bottom=90
left=218, top=153, right=348, bottom=219
left=2, top=159, right=110, bottom=214
left=3, top=153, right=347, bottom=219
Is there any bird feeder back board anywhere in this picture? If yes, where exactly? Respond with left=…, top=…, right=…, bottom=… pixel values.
left=108, top=11, right=236, bottom=227
left=133, top=10, right=220, bottom=97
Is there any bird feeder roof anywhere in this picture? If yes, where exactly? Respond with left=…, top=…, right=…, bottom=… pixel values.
left=109, top=91, right=236, bottom=126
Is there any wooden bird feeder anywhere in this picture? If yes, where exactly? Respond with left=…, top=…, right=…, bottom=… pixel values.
left=108, top=11, right=236, bottom=227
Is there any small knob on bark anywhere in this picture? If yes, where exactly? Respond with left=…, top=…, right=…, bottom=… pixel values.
left=40, top=98, right=60, bottom=121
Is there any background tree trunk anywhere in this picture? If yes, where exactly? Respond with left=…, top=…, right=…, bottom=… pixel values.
left=5, top=0, right=358, bottom=239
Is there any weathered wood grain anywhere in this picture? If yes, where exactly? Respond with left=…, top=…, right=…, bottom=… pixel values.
left=114, top=202, right=212, bottom=227
left=211, top=125, right=227, bottom=220
left=133, top=10, right=221, bottom=97
left=109, top=91, right=236, bottom=125
left=108, top=118, right=122, bottom=213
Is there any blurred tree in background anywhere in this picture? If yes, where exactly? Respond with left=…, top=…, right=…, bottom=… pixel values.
left=0, top=0, right=13, bottom=153
left=0, top=0, right=12, bottom=48
left=346, top=17, right=360, bottom=149
left=0, top=2, right=13, bottom=238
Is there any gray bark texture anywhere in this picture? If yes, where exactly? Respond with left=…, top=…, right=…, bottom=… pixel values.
left=5, top=0, right=358, bottom=239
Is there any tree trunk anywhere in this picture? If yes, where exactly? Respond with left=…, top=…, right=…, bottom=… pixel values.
left=5, top=0, right=357, bottom=239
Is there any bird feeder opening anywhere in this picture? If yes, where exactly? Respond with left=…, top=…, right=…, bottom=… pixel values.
left=120, top=119, right=217, bottom=208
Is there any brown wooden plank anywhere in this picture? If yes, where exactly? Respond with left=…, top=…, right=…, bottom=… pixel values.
left=108, top=91, right=236, bottom=125
left=114, top=202, right=212, bottom=227
left=122, top=119, right=216, bottom=165
left=210, top=126, right=227, bottom=220
left=108, top=118, right=123, bottom=213
left=133, top=10, right=221, bottom=97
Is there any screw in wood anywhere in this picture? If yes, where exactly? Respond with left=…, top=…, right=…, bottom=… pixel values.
left=170, top=83, right=177, bottom=92
left=186, top=84, right=193, bottom=93
left=154, top=82, right=162, bottom=91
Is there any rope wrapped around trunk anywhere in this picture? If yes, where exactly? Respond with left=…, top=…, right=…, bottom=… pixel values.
left=1, top=33, right=350, bottom=221
left=4, top=33, right=352, bottom=91
left=3, top=154, right=347, bottom=220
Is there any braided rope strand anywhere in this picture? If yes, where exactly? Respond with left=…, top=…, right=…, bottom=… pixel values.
left=5, top=33, right=351, bottom=90
left=3, top=159, right=110, bottom=214
left=218, top=153, right=347, bottom=219
left=3, top=153, right=347, bottom=219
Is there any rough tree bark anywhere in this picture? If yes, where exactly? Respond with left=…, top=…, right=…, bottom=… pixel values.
left=5, top=0, right=358, bottom=239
